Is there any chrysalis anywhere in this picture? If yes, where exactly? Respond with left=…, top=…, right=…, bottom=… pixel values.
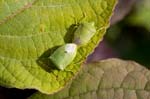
left=49, top=43, right=77, bottom=70
left=73, top=22, right=96, bottom=46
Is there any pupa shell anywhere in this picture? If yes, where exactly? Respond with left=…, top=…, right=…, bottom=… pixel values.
left=49, top=43, right=77, bottom=70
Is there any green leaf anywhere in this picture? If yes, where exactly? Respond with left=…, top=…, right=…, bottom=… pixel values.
left=128, top=0, right=150, bottom=31
left=0, top=0, right=116, bottom=94
left=29, top=58, right=150, bottom=99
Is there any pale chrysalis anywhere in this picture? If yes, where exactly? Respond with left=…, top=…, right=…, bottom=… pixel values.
left=49, top=43, right=77, bottom=70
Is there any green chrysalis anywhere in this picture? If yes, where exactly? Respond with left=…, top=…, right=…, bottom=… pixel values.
left=49, top=43, right=77, bottom=70
left=73, top=22, right=96, bottom=46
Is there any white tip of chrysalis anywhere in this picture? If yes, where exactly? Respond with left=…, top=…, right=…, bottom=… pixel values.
left=65, top=44, right=77, bottom=53
left=90, top=22, right=95, bottom=26
left=59, top=65, right=64, bottom=70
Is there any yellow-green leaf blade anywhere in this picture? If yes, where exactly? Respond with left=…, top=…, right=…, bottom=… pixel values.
left=0, top=0, right=116, bottom=94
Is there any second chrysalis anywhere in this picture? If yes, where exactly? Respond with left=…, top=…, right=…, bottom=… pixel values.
left=73, top=22, right=96, bottom=46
